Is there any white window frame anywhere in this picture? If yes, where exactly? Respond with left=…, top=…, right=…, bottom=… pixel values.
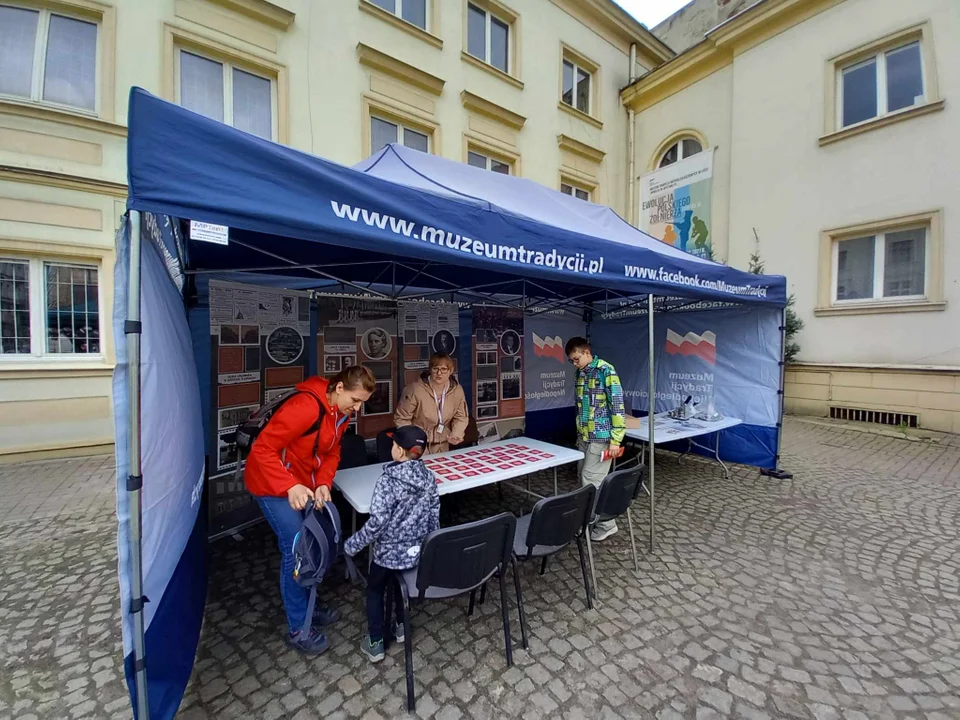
left=467, top=149, right=510, bottom=174
left=371, top=114, right=431, bottom=153
left=468, top=3, right=510, bottom=73
left=658, top=136, right=702, bottom=169
left=836, top=40, right=925, bottom=130
left=371, top=0, right=430, bottom=31
left=561, top=58, right=591, bottom=116
left=0, top=3, right=102, bottom=116
left=0, top=255, right=103, bottom=363
left=831, top=226, right=929, bottom=305
left=561, top=182, right=590, bottom=202
left=173, top=46, right=279, bottom=141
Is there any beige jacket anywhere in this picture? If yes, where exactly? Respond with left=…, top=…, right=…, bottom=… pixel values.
left=395, top=374, right=469, bottom=455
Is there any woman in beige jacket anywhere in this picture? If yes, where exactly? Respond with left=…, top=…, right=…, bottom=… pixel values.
left=395, top=353, right=469, bottom=455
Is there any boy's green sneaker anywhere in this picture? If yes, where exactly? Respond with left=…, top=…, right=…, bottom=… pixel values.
left=361, top=636, right=385, bottom=663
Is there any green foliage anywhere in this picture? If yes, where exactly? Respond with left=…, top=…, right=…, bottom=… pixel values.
left=749, top=251, right=803, bottom=364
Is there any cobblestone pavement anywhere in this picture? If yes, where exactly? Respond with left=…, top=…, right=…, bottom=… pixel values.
left=1, top=417, right=958, bottom=720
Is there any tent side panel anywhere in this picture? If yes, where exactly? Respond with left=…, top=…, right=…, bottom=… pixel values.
left=590, top=306, right=781, bottom=469
left=114, top=223, right=208, bottom=718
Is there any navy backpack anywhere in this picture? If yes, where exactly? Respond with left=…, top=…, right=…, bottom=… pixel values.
left=292, top=499, right=364, bottom=637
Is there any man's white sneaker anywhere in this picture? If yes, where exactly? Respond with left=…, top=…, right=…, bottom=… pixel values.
left=590, top=525, right=618, bottom=542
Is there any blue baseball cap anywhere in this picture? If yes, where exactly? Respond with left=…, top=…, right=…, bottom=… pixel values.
left=388, top=425, right=427, bottom=454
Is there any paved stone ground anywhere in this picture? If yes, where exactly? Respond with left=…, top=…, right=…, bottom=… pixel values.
left=1, top=417, right=958, bottom=719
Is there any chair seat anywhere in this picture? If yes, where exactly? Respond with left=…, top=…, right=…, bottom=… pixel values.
left=401, top=565, right=499, bottom=599
left=513, top=513, right=568, bottom=559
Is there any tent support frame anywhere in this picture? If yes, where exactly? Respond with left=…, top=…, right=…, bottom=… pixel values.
left=647, top=293, right=656, bottom=553
left=760, top=306, right=794, bottom=480
left=126, top=210, right=150, bottom=720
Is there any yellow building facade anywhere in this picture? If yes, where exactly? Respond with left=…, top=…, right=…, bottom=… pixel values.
left=623, top=0, right=960, bottom=434
left=0, top=0, right=671, bottom=460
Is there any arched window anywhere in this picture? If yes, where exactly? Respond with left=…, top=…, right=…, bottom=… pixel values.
left=658, top=136, right=703, bottom=168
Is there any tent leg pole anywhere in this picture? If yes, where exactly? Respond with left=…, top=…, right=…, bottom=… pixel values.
left=760, top=306, right=793, bottom=480
left=647, top=294, right=655, bottom=554
left=126, top=210, right=150, bottom=720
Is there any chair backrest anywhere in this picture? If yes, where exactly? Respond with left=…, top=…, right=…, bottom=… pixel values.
left=339, top=432, right=369, bottom=469
left=525, top=484, right=595, bottom=552
left=375, top=427, right=396, bottom=462
left=594, top=465, right=644, bottom=522
left=416, top=512, right=516, bottom=594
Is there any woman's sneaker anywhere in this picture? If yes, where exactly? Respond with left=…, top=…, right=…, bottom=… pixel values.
left=394, top=621, right=405, bottom=643
left=361, top=636, right=385, bottom=663
left=286, top=629, right=328, bottom=655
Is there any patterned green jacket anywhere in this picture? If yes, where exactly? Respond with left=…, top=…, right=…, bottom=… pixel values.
left=575, top=357, right=626, bottom=445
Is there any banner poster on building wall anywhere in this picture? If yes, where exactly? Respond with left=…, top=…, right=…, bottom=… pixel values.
left=316, top=296, right=398, bottom=439
left=208, top=279, right=311, bottom=536
left=471, top=306, right=525, bottom=443
left=639, top=147, right=715, bottom=260
left=398, top=300, right=462, bottom=388
left=523, top=308, right=585, bottom=411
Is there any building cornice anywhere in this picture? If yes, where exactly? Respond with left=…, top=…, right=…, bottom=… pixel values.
left=621, top=0, right=847, bottom=111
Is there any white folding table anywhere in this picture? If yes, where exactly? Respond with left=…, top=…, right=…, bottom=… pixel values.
left=334, top=437, right=583, bottom=521
left=624, top=413, right=743, bottom=479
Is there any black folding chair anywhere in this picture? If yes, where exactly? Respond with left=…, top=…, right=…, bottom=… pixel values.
left=375, top=427, right=396, bottom=462
left=588, top=464, right=645, bottom=596
left=511, top=484, right=597, bottom=647
left=386, top=512, right=518, bottom=712
left=339, top=432, right=368, bottom=469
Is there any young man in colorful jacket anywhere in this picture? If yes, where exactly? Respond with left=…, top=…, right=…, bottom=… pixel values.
left=566, top=336, right=627, bottom=541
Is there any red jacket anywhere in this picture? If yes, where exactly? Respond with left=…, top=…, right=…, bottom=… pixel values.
left=244, top=377, right=347, bottom=498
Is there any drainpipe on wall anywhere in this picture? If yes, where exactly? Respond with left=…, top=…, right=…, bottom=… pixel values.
left=627, top=43, right=637, bottom=226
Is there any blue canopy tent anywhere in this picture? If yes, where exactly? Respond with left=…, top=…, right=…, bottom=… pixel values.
left=116, top=88, right=787, bottom=719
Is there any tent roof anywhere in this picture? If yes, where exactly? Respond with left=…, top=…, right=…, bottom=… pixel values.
left=125, top=88, right=786, bottom=307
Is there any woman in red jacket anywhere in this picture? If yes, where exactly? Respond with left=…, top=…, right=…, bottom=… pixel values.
left=245, top=365, right=375, bottom=654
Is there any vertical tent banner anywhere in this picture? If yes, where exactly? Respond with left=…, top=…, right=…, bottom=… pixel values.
left=471, top=306, right=525, bottom=443
left=316, top=296, right=398, bottom=438
left=591, top=304, right=782, bottom=468
left=523, top=308, right=585, bottom=411
left=639, top=148, right=715, bottom=260
left=207, top=280, right=311, bottom=537
left=114, top=212, right=207, bottom=720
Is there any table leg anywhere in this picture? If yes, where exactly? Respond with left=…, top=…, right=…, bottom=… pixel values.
left=715, top=431, right=730, bottom=479
left=553, top=467, right=558, bottom=496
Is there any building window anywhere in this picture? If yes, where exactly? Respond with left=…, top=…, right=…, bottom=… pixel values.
left=658, top=136, right=702, bottom=169
left=839, top=40, right=924, bottom=128
left=834, top=227, right=926, bottom=303
left=467, top=2, right=510, bottom=73
left=467, top=150, right=510, bottom=174
left=562, top=58, right=591, bottom=115
left=175, top=48, right=276, bottom=140
left=1, top=258, right=100, bottom=358
left=367, top=0, right=428, bottom=30
left=0, top=4, right=98, bottom=112
left=371, top=115, right=429, bottom=154
left=561, top=183, right=590, bottom=202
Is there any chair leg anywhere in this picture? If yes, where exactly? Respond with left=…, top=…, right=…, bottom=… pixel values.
left=479, top=581, right=487, bottom=605
left=511, top=557, right=529, bottom=650
left=576, top=536, right=593, bottom=610
left=539, top=556, right=548, bottom=576
left=468, top=588, right=476, bottom=617
left=627, top=507, right=640, bottom=573
left=585, top=530, right=599, bottom=602
left=498, top=565, right=514, bottom=667
left=397, top=580, right=415, bottom=713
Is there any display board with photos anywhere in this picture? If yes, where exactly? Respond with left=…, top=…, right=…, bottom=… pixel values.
left=399, top=300, right=462, bottom=388
left=472, top=306, right=525, bottom=444
left=316, top=296, right=398, bottom=438
left=208, top=280, right=311, bottom=535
